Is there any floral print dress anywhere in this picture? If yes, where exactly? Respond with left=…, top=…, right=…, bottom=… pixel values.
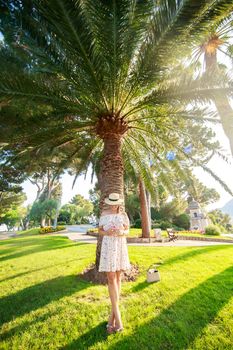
left=98, top=213, right=131, bottom=272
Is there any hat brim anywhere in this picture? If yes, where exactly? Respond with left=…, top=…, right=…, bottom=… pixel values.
left=104, top=198, right=123, bottom=205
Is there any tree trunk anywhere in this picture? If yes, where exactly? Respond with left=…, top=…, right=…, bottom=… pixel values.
left=213, top=95, right=233, bottom=155
left=139, top=179, right=150, bottom=238
left=95, top=136, right=125, bottom=270
left=204, top=47, right=233, bottom=155
left=53, top=203, right=60, bottom=228
left=40, top=217, right=46, bottom=228
left=146, top=189, right=151, bottom=230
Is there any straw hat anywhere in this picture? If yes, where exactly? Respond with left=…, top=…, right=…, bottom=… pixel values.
left=104, top=193, right=123, bottom=205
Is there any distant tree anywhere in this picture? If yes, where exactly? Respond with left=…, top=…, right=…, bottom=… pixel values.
left=34, top=178, right=62, bottom=227
left=125, top=192, right=140, bottom=225
left=185, top=176, right=220, bottom=206
left=0, top=204, right=27, bottom=231
left=208, top=209, right=232, bottom=232
left=154, top=198, right=187, bottom=222
left=29, top=199, right=58, bottom=227
left=173, top=213, right=190, bottom=230
left=20, top=204, right=32, bottom=230
left=89, top=185, right=100, bottom=219
left=59, top=195, right=93, bottom=224
left=0, top=163, right=26, bottom=217
left=70, top=195, right=93, bottom=223
left=58, top=207, right=72, bottom=224
left=0, top=191, right=26, bottom=218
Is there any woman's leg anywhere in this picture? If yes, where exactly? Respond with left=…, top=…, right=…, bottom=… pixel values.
left=107, top=272, right=122, bottom=328
left=108, top=271, right=122, bottom=326
left=116, top=270, right=122, bottom=299
left=107, top=308, right=115, bottom=327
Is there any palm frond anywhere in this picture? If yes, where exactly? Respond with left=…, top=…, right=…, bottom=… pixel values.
left=71, top=138, right=103, bottom=189
left=123, top=0, right=233, bottom=102
left=122, top=137, right=157, bottom=201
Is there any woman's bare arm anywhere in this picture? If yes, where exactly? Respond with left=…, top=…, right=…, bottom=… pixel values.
left=122, top=212, right=130, bottom=233
left=98, top=225, right=116, bottom=236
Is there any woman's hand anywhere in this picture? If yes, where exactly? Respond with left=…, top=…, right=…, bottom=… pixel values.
left=107, top=228, right=119, bottom=236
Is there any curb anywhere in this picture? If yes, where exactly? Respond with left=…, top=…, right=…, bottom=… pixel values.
left=40, top=229, right=69, bottom=235
left=176, top=235, right=233, bottom=243
left=86, top=231, right=233, bottom=244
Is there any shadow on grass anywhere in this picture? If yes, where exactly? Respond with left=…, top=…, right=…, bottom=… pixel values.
left=108, top=265, right=233, bottom=350
left=131, top=244, right=232, bottom=293
left=0, top=237, right=87, bottom=262
left=1, top=308, right=59, bottom=341
left=61, top=321, right=108, bottom=350
left=0, top=258, right=79, bottom=283
left=0, top=274, right=92, bottom=328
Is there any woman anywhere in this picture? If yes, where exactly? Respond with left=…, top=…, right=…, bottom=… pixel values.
left=98, top=192, right=131, bottom=334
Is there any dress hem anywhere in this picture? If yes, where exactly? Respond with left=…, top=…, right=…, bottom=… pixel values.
left=98, top=266, right=131, bottom=273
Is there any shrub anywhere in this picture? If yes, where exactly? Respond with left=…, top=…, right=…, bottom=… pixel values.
left=39, top=225, right=65, bottom=234
left=174, top=227, right=185, bottom=231
left=132, top=218, right=142, bottom=228
left=151, top=222, right=161, bottom=229
left=57, top=221, right=66, bottom=226
left=173, top=213, right=190, bottom=230
left=205, top=225, right=221, bottom=236
left=88, top=228, right=98, bottom=233
left=154, top=220, right=173, bottom=230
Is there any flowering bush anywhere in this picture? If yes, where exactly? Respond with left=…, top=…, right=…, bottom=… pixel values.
left=88, top=228, right=98, bottom=233
left=39, top=225, right=65, bottom=234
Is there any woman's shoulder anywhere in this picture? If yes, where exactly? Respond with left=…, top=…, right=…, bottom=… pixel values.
left=99, top=212, right=115, bottom=220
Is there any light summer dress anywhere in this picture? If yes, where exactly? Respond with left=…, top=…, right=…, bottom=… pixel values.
left=98, top=212, right=131, bottom=272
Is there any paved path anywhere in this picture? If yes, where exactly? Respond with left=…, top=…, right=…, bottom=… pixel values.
left=1, top=225, right=232, bottom=246
left=53, top=226, right=233, bottom=247
left=0, top=232, right=18, bottom=240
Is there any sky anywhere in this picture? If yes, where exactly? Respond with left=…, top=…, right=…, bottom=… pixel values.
left=193, top=124, right=233, bottom=211
left=22, top=168, right=97, bottom=207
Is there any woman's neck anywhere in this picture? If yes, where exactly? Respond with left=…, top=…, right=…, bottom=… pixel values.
left=105, top=210, right=118, bottom=214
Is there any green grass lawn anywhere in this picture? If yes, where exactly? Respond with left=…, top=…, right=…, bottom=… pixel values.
left=0, top=231, right=233, bottom=350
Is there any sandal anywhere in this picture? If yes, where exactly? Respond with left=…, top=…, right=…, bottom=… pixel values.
left=106, top=324, right=115, bottom=334
left=114, top=326, right=124, bottom=333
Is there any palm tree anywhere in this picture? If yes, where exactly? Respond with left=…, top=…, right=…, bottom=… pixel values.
left=193, top=17, right=233, bottom=154
left=1, top=1, right=233, bottom=273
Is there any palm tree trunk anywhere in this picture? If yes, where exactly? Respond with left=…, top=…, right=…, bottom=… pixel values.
left=95, top=136, right=125, bottom=270
left=204, top=48, right=233, bottom=155
left=146, top=189, right=151, bottom=230
left=213, top=95, right=233, bottom=155
left=139, top=179, right=150, bottom=238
